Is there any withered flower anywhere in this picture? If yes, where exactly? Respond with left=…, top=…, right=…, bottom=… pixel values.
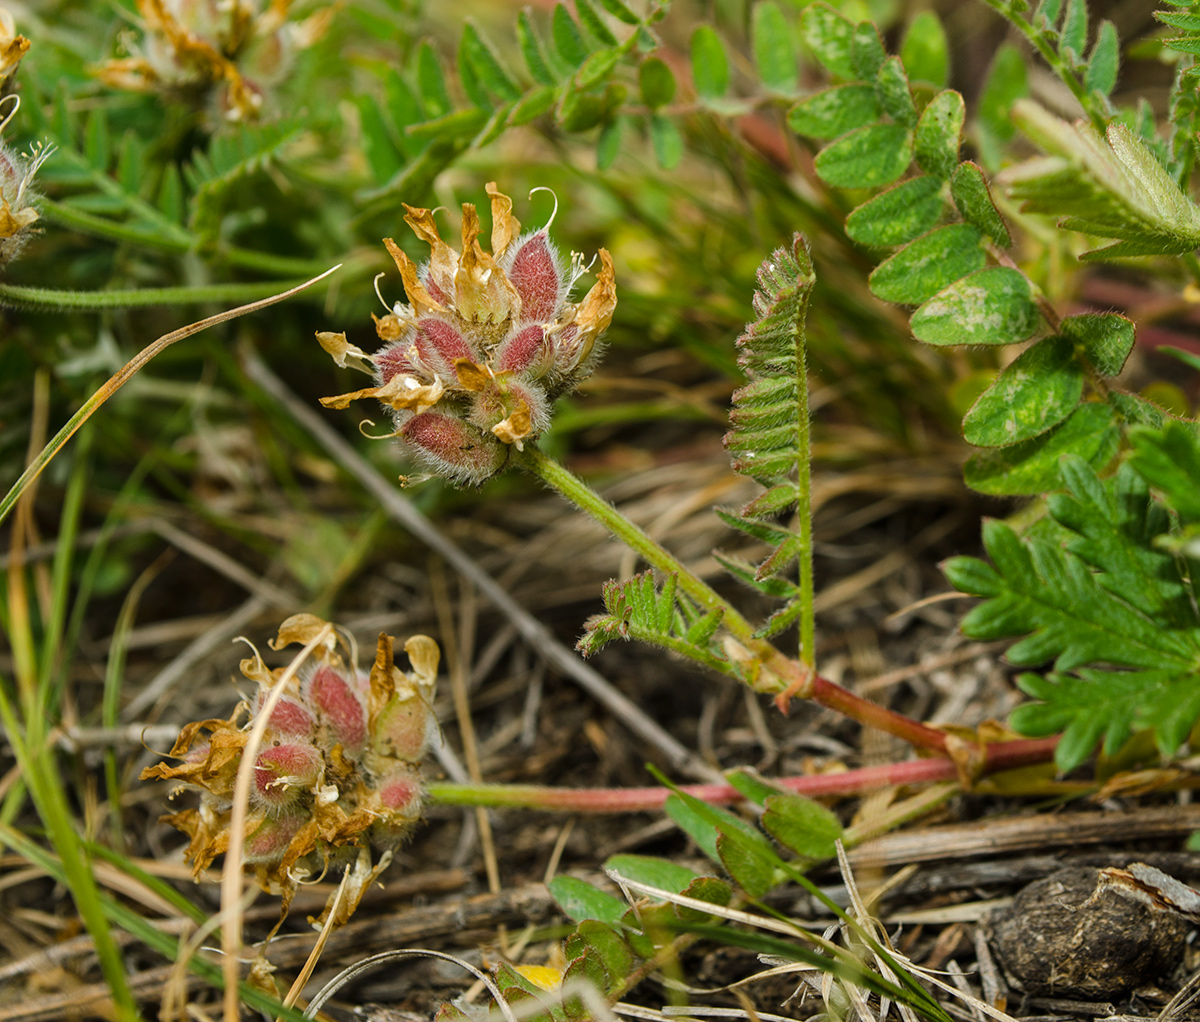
left=0, top=139, right=51, bottom=267
left=95, top=0, right=334, bottom=121
left=141, top=614, right=439, bottom=918
left=318, top=183, right=617, bottom=486
left=0, top=7, right=30, bottom=90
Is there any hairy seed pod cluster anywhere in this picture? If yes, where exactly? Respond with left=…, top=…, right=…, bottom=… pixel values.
left=317, top=183, right=617, bottom=485
left=141, top=614, right=439, bottom=916
left=95, top=0, right=334, bottom=121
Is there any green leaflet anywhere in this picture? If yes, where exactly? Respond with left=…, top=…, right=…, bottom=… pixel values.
left=976, top=45, right=1027, bottom=171
left=753, top=1, right=798, bottom=92
left=461, top=21, right=521, bottom=101
left=639, top=57, right=676, bottom=108
left=788, top=84, right=881, bottom=140
left=945, top=517, right=1200, bottom=672
left=1128, top=421, right=1200, bottom=524
left=1085, top=20, right=1120, bottom=96
left=910, top=266, right=1041, bottom=345
left=962, top=401, right=1120, bottom=495
left=800, top=3, right=857, bottom=80
left=900, top=11, right=949, bottom=87
left=553, top=2, right=593, bottom=67
left=851, top=22, right=887, bottom=80
left=950, top=162, right=1012, bottom=246
left=814, top=118, right=907, bottom=189
left=761, top=794, right=843, bottom=858
left=1060, top=0, right=1088, bottom=62
left=1061, top=313, right=1135, bottom=376
left=914, top=89, right=963, bottom=179
left=606, top=854, right=699, bottom=893
left=875, top=56, right=916, bottom=127
left=691, top=26, right=730, bottom=99
left=549, top=875, right=628, bottom=925
left=518, top=9, right=559, bottom=84
left=869, top=223, right=985, bottom=305
left=845, top=175, right=943, bottom=247
left=962, top=336, right=1082, bottom=447
left=649, top=114, right=683, bottom=169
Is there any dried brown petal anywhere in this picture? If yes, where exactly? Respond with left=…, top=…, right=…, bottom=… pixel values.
left=316, top=330, right=372, bottom=370
left=384, top=237, right=446, bottom=317
left=486, top=182, right=521, bottom=258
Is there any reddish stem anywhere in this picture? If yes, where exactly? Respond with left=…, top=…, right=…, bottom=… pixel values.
left=806, top=672, right=950, bottom=754
left=427, top=735, right=1060, bottom=813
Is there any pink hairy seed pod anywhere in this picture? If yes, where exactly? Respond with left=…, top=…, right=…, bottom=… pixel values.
left=244, top=813, right=303, bottom=863
left=251, top=692, right=315, bottom=737
left=376, top=342, right=415, bottom=384
left=412, top=318, right=476, bottom=379
left=372, top=691, right=436, bottom=763
left=505, top=232, right=565, bottom=324
left=252, top=742, right=322, bottom=808
left=306, top=664, right=368, bottom=753
left=399, top=412, right=507, bottom=485
left=495, top=325, right=552, bottom=377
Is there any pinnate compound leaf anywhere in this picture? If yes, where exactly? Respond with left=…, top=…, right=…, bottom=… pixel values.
left=869, top=224, right=985, bottom=305
left=962, top=336, right=1083, bottom=447
left=549, top=876, right=628, bottom=925
left=691, top=26, right=730, bottom=99
left=950, top=162, right=1012, bottom=246
left=753, top=1, right=798, bottom=92
left=845, top=176, right=943, bottom=247
left=911, top=267, right=1041, bottom=346
left=901, top=11, right=949, bottom=87
left=1002, top=102, right=1200, bottom=257
left=788, top=84, right=881, bottom=141
left=914, top=89, right=964, bottom=179
left=1128, top=421, right=1200, bottom=524
left=947, top=517, right=1200, bottom=672
left=800, top=3, right=856, bottom=80
left=814, top=123, right=913, bottom=189
left=726, top=235, right=815, bottom=487
left=1049, top=457, right=1194, bottom=627
left=1061, top=313, right=1135, bottom=376
left=875, top=56, right=916, bottom=127
left=962, top=401, right=1119, bottom=495
left=761, top=794, right=842, bottom=858
left=1086, top=20, right=1120, bottom=96
left=1014, top=668, right=1200, bottom=773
